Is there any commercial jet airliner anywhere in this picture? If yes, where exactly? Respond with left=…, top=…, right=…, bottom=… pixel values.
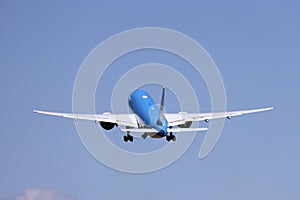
left=34, top=88, right=273, bottom=142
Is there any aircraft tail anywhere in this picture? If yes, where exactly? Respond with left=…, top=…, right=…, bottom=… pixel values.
left=157, top=86, right=165, bottom=126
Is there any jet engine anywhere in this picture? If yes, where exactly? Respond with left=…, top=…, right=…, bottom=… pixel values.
left=99, top=122, right=116, bottom=130
left=99, top=112, right=116, bottom=130
left=178, top=121, right=192, bottom=128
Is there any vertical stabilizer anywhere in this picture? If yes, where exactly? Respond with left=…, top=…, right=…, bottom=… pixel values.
left=157, top=86, right=165, bottom=126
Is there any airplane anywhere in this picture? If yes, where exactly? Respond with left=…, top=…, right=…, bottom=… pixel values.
left=33, top=87, right=273, bottom=142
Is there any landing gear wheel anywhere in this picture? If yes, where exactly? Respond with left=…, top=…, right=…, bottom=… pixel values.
left=166, top=135, right=171, bottom=141
left=170, top=133, right=176, bottom=142
left=166, top=133, right=176, bottom=142
left=171, top=135, right=176, bottom=142
left=129, top=135, right=133, bottom=142
left=124, top=134, right=133, bottom=142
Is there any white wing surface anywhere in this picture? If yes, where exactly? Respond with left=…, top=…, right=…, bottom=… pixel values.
left=33, top=110, right=141, bottom=128
left=165, top=107, right=274, bottom=127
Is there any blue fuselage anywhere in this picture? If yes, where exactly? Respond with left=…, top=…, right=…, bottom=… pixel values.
left=128, top=89, right=168, bottom=137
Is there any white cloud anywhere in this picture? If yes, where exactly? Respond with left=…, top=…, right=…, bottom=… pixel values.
left=15, top=188, right=75, bottom=200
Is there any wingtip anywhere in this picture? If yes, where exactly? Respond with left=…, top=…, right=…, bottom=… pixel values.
left=258, top=107, right=274, bottom=112
left=33, top=109, right=42, bottom=113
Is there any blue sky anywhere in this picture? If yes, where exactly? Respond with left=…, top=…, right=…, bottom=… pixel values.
left=1, top=0, right=299, bottom=199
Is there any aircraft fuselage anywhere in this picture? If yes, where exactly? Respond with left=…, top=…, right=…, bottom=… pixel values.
left=128, top=89, right=168, bottom=137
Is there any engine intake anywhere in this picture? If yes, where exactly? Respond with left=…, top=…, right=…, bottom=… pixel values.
left=99, top=122, right=116, bottom=130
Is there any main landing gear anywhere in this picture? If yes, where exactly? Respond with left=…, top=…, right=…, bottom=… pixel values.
left=166, top=133, right=176, bottom=142
left=123, top=134, right=133, bottom=142
left=166, top=126, right=176, bottom=142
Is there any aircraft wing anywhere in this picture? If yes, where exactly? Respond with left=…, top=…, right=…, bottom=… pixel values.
left=34, top=107, right=273, bottom=129
left=33, top=110, right=142, bottom=128
left=165, top=107, right=274, bottom=127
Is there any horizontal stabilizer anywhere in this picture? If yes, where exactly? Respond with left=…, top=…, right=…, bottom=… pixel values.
left=121, top=128, right=158, bottom=133
left=121, top=127, right=208, bottom=133
left=167, top=127, right=208, bottom=132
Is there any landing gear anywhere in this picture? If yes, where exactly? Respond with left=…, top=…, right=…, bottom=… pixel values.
left=123, top=134, right=133, bottom=142
left=166, top=133, right=176, bottom=142
left=166, top=127, right=176, bottom=142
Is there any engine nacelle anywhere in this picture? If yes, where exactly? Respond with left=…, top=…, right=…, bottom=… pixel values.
left=99, top=112, right=116, bottom=130
left=99, top=122, right=116, bottom=130
left=178, top=121, right=192, bottom=128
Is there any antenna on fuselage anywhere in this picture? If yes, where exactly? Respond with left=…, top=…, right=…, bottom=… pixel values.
left=157, top=86, right=165, bottom=126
